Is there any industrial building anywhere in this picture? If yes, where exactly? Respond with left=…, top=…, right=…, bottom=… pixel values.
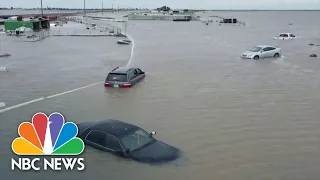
left=4, top=17, right=50, bottom=32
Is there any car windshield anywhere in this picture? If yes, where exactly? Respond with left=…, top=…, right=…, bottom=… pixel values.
left=121, top=129, right=154, bottom=151
left=106, top=73, right=128, bottom=82
left=249, top=47, right=262, bottom=52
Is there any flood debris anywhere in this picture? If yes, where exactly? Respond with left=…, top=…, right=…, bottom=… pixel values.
left=309, top=54, right=318, bottom=57
left=0, top=53, right=11, bottom=57
left=309, top=43, right=320, bottom=46
left=0, top=102, right=6, bottom=108
left=26, top=34, right=37, bottom=39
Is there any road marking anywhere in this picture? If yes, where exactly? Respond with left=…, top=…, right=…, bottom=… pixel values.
left=0, top=81, right=103, bottom=114
left=0, top=98, right=45, bottom=113
left=126, top=35, right=135, bottom=67
left=46, top=81, right=103, bottom=99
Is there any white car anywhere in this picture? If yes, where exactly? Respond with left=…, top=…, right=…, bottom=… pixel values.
left=273, top=33, right=296, bottom=40
left=241, top=45, right=282, bottom=60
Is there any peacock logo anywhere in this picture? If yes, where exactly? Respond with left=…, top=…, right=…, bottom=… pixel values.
left=12, top=112, right=84, bottom=155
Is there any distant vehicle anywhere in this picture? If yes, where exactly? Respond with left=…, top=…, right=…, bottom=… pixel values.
left=77, top=119, right=180, bottom=163
left=173, top=19, right=191, bottom=22
left=117, top=39, right=131, bottom=44
left=273, top=33, right=296, bottom=40
left=105, top=67, right=145, bottom=88
left=241, top=45, right=282, bottom=60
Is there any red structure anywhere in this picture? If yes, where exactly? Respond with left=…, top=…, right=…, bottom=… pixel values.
left=43, top=15, right=58, bottom=21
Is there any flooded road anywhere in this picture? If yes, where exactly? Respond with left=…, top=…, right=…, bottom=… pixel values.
left=1, top=11, right=320, bottom=180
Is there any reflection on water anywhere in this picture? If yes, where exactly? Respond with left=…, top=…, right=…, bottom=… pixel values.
left=1, top=11, right=320, bottom=180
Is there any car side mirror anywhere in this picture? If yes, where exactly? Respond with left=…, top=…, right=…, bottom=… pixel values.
left=125, top=148, right=130, bottom=154
left=150, top=131, right=156, bottom=136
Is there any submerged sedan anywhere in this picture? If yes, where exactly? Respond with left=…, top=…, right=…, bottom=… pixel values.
left=77, top=119, right=180, bottom=163
left=241, top=45, right=282, bottom=60
left=273, top=33, right=297, bottom=40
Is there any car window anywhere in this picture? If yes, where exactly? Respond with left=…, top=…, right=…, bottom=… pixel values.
left=263, top=47, right=275, bottom=51
left=106, top=134, right=122, bottom=151
left=128, top=71, right=133, bottom=80
left=290, top=34, right=295, bottom=37
left=279, top=34, right=284, bottom=37
left=121, top=129, right=154, bottom=151
left=86, top=130, right=107, bottom=147
left=136, top=69, right=142, bottom=74
left=106, top=73, right=128, bottom=82
left=130, top=70, right=139, bottom=80
left=249, top=47, right=262, bottom=52
left=283, top=34, right=289, bottom=37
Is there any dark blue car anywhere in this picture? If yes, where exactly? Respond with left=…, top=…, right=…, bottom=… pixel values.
left=77, top=119, right=180, bottom=163
left=104, top=67, right=145, bottom=88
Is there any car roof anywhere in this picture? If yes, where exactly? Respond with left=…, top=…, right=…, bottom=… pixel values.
left=256, top=45, right=275, bottom=48
left=110, top=67, right=133, bottom=74
left=89, top=119, right=140, bottom=137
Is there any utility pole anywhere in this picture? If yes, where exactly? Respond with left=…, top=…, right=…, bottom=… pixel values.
left=40, top=0, right=43, bottom=17
left=83, top=0, right=86, bottom=17
left=101, top=2, right=103, bottom=15
left=83, top=0, right=87, bottom=27
left=118, top=5, right=119, bottom=12
left=124, top=21, right=127, bottom=36
left=112, top=4, right=113, bottom=13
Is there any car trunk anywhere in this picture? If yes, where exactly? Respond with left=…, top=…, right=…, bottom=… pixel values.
left=105, top=73, right=131, bottom=88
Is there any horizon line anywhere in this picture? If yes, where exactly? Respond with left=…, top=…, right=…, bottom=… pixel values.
left=1, top=7, right=320, bottom=11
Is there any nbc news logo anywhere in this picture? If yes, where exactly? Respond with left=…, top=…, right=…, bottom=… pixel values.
left=11, top=112, right=85, bottom=171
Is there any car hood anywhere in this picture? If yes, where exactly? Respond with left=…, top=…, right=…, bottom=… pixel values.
left=130, top=140, right=180, bottom=163
left=77, top=122, right=94, bottom=137
left=242, top=51, right=257, bottom=56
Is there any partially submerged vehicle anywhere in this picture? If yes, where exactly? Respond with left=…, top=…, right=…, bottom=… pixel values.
left=77, top=119, right=180, bottom=163
left=26, top=34, right=37, bottom=39
left=241, top=45, right=282, bottom=60
left=105, top=67, right=145, bottom=88
left=117, top=39, right=131, bottom=44
left=173, top=18, right=191, bottom=22
left=273, top=33, right=296, bottom=40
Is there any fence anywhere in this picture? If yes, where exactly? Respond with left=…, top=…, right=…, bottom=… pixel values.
left=55, top=18, right=126, bottom=36
left=128, top=14, right=193, bottom=21
left=49, top=27, right=125, bottom=37
left=3, top=18, right=127, bottom=41
left=22, top=30, right=50, bottom=42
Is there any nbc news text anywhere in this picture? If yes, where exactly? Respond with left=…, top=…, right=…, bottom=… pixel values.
left=11, top=158, right=85, bottom=171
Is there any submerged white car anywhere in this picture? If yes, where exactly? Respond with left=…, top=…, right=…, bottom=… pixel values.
left=241, top=45, right=282, bottom=60
left=273, top=33, right=297, bottom=40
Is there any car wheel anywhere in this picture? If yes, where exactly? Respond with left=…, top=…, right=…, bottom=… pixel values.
left=253, top=55, right=259, bottom=60
left=274, top=53, right=280, bottom=58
